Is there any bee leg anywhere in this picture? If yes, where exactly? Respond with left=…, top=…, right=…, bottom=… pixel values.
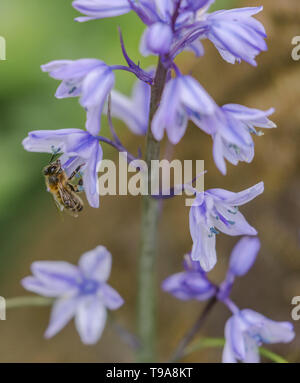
left=68, top=163, right=85, bottom=181
left=68, top=182, right=84, bottom=193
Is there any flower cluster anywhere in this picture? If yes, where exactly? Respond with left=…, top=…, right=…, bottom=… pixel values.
left=20, top=0, right=293, bottom=362
left=163, top=237, right=295, bottom=363
left=22, top=1, right=275, bottom=209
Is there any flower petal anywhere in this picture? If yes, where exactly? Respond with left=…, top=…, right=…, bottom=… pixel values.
left=101, top=284, right=124, bottom=310
left=213, top=204, right=257, bottom=236
left=190, top=207, right=217, bottom=271
left=30, top=261, right=80, bottom=294
left=45, top=297, right=78, bottom=338
left=22, top=129, right=85, bottom=154
left=41, top=59, right=103, bottom=80
left=79, top=245, right=112, bottom=282
left=229, top=236, right=260, bottom=276
left=72, top=0, right=132, bottom=22
left=75, top=296, right=107, bottom=344
left=21, top=276, right=73, bottom=298
left=151, top=78, right=181, bottom=142
left=207, top=182, right=264, bottom=206
left=109, top=78, right=150, bottom=135
left=179, top=76, right=215, bottom=115
left=243, top=334, right=260, bottom=363
left=81, top=66, right=115, bottom=135
left=242, top=309, right=295, bottom=344
left=82, top=141, right=102, bottom=208
left=222, top=317, right=237, bottom=363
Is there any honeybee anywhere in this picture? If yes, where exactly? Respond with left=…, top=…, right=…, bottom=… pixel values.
left=43, top=159, right=84, bottom=217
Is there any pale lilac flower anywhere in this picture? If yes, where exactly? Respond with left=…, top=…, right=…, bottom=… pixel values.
left=152, top=75, right=215, bottom=144
left=22, top=129, right=102, bottom=208
left=203, top=7, right=267, bottom=66
left=193, top=104, right=276, bottom=175
left=189, top=182, right=264, bottom=271
left=162, top=253, right=216, bottom=301
left=109, top=78, right=151, bottom=135
left=218, top=236, right=261, bottom=300
left=22, top=246, right=124, bottom=345
left=223, top=309, right=295, bottom=363
left=41, top=59, right=115, bottom=136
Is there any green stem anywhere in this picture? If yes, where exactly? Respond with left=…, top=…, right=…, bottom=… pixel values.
left=137, top=58, right=168, bottom=362
left=169, top=297, right=217, bottom=362
left=6, top=296, right=53, bottom=309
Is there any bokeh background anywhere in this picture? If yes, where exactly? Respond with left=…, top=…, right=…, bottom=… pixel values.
left=0, top=0, right=299, bottom=362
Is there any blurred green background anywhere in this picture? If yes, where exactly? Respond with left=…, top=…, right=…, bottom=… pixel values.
left=0, top=0, right=300, bottom=362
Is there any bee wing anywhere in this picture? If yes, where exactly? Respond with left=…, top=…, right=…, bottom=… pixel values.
left=57, top=183, right=80, bottom=218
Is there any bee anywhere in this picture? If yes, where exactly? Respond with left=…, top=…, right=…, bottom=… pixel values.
left=43, top=159, right=85, bottom=217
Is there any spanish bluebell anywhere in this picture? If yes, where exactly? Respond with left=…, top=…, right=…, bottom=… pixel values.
left=162, top=253, right=216, bottom=301
left=22, top=246, right=124, bottom=344
left=203, top=7, right=267, bottom=66
left=194, top=104, right=276, bottom=174
left=223, top=309, right=295, bottom=363
left=22, top=129, right=102, bottom=208
left=151, top=75, right=215, bottom=144
left=189, top=182, right=264, bottom=271
left=41, top=59, right=115, bottom=136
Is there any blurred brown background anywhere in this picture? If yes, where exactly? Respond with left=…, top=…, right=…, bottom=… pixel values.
left=0, top=0, right=299, bottom=362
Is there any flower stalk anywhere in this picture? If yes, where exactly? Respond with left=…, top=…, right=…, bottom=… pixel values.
left=137, top=58, right=168, bottom=362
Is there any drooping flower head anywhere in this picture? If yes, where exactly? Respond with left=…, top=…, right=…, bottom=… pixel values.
left=189, top=182, right=264, bottom=271
left=162, top=253, right=216, bottom=301
left=193, top=104, right=276, bottom=175
left=22, top=246, right=124, bottom=344
left=41, top=59, right=115, bottom=136
left=152, top=75, right=215, bottom=144
left=203, top=7, right=267, bottom=66
left=223, top=309, right=295, bottom=363
left=22, top=129, right=102, bottom=208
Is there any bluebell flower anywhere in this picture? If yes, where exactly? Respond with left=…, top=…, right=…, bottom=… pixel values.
left=223, top=309, right=295, bottom=363
left=162, top=253, right=216, bottom=301
left=109, top=77, right=151, bottom=135
left=189, top=182, right=264, bottom=271
left=202, top=7, right=267, bottom=66
left=218, top=236, right=261, bottom=300
left=22, top=246, right=124, bottom=345
left=193, top=104, right=276, bottom=175
left=152, top=75, right=215, bottom=144
left=22, top=129, right=102, bottom=208
left=41, top=59, right=115, bottom=136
